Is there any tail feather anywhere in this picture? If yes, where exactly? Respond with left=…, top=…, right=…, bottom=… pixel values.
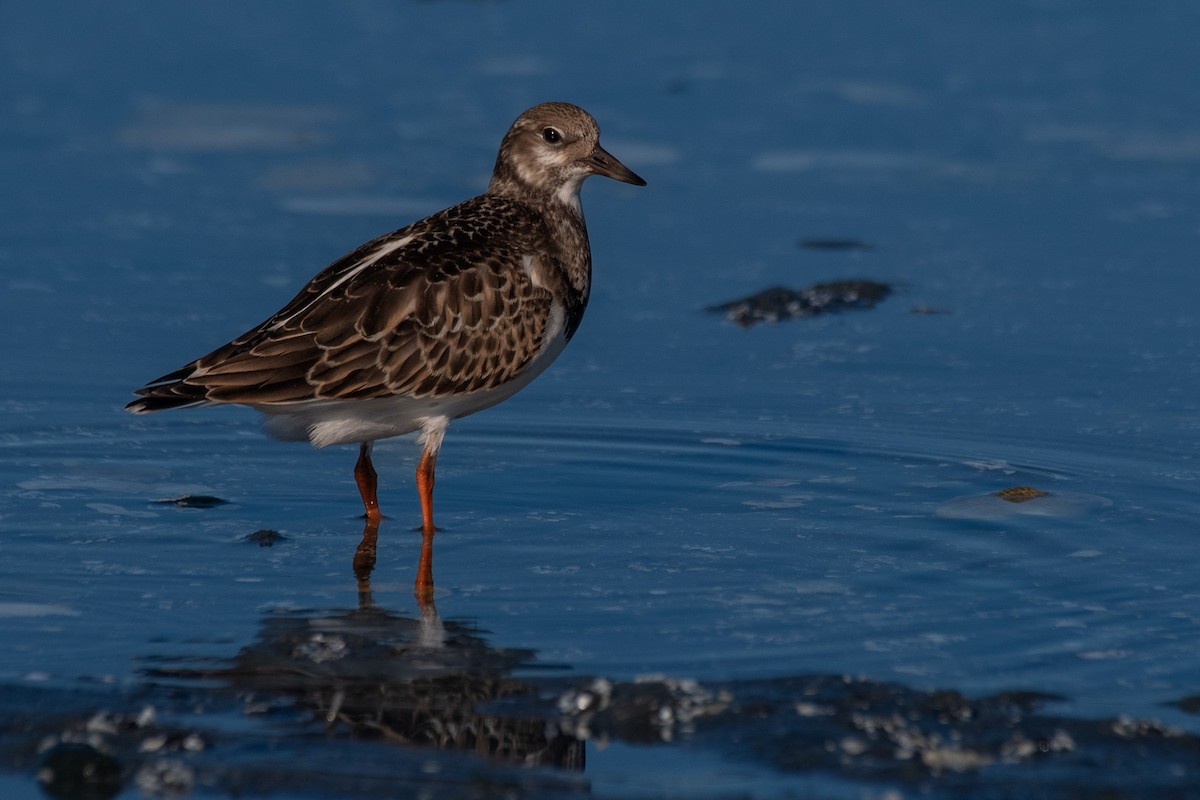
left=126, top=364, right=212, bottom=414
left=125, top=394, right=210, bottom=414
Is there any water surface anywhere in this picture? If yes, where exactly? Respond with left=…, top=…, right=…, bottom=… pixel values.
left=3, top=1, right=1200, bottom=797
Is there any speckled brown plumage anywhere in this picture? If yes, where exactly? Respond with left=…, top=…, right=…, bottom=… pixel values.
left=130, top=197, right=569, bottom=408
left=126, top=102, right=645, bottom=532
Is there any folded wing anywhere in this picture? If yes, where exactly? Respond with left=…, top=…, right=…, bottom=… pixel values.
left=127, top=199, right=554, bottom=412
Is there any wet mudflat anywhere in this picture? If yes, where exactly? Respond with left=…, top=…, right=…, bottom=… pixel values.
left=3, top=1, right=1200, bottom=798
left=8, top=598, right=1200, bottom=800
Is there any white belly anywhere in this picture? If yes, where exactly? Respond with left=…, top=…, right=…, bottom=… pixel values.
left=254, top=320, right=569, bottom=448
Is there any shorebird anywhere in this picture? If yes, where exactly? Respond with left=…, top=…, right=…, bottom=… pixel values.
left=127, top=102, right=645, bottom=532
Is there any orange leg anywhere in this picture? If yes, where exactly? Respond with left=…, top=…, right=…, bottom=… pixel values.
left=354, top=441, right=382, bottom=522
left=415, top=446, right=438, bottom=534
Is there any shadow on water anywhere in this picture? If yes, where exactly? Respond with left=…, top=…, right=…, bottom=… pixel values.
left=3, top=524, right=1200, bottom=800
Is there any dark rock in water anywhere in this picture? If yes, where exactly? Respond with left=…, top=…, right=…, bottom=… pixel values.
left=1169, top=695, right=1200, bottom=714
left=706, top=280, right=892, bottom=327
left=798, top=238, right=875, bottom=251
left=245, top=529, right=286, bottom=547
left=37, top=742, right=123, bottom=800
left=155, top=495, right=228, bottom=508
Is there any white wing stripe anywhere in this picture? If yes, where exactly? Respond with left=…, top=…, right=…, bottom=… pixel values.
left=268, top=234, right=416, bottom=331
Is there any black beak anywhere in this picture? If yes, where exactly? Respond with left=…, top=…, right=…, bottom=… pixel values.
left=588, top=144, right=647, bottom=186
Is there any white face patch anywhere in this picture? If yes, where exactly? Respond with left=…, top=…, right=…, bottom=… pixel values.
left=554, top=173, right=586, bottom=212
left=516, top=145, right=568, bottom=187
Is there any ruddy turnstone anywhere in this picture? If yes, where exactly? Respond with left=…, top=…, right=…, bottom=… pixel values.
left=126, top=102, right=645, bottom=531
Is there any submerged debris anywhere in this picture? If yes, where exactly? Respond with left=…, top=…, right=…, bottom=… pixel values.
left=1170, top=695, right=1200, bottom=714
left=245, top=529, right=286, bottom=547
left=706, top=280, right=892, bottom=327
left=556, top=675, right=733, bottom=743
left=937, top=488, right=1111, bottom=519
left=134, top=758, right=195, bottom=797
left=798, top=238, right=875, bottom=251
left=994, top=486, right=1052, bottom=504
left=37, top=742, right=122, bottom=800
left=537, top=674, right=1199, bottom=794
left=154, top=494, right=228, bottom=509
left=27, top=705, right=208, bottom=800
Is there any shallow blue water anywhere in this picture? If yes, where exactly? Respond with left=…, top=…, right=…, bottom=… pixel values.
left=3, top=1, right=1200, bottom=797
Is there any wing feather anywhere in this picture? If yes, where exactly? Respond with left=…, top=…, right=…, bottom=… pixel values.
left=127, top=195, right=561, bottom=410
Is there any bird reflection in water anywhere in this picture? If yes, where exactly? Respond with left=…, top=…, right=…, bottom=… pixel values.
left=155, top=520, right=584, bottom=771
left=351, top=517, right=434, bottom=611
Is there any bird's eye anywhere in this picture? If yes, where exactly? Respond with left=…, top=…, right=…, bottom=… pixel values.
left=541, top=127, right=563, bottom=144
